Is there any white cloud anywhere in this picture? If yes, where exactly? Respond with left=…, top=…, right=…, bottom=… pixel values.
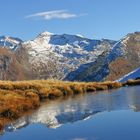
left=25, top=10, right=87, bottom=20
left=70, top=138, right=87, bottom=140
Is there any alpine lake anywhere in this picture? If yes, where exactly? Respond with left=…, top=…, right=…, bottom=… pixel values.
left=1, top=86, right=140, bottom=140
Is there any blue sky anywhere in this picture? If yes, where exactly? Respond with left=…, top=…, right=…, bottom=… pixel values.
left=0, top=0, right=140, bottom=40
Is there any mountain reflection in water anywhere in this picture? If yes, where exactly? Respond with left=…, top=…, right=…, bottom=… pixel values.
left=4, top=86, right=140, bottom=132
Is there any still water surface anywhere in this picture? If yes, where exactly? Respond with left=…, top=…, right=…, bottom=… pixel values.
left=1, top=86, right=140, bottom=140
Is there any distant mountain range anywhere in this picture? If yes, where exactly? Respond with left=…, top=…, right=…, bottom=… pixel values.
left=0, top=31, right=140, bottom=81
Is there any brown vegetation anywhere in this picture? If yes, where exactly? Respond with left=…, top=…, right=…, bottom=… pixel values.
left=107, top=33, right=140, bottom=81
left=123, top=79, right=140, bottom=86
left=107, top=57, right=134, bottom=81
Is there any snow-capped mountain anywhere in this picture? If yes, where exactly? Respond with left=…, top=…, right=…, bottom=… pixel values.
left=0, top=31, right=140, bottom=81
left=0, top=36, right=22, bottom=50
left=22, top=31, right=115, bottom=79
left=117, top=67, right=140, bottom=82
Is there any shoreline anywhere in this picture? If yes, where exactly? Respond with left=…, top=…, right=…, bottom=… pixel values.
left=0, top=79, right=140, bottom=132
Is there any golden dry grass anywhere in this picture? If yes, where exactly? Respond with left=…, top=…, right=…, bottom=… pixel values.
left=123, top=79, right=140, bottom=86
left=0, top=79, right=139, bottom=132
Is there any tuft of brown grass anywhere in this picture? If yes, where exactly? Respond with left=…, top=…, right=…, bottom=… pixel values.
left=123, top=79, right=140, bottom=86
left=101, top=81, right=122, bottom=89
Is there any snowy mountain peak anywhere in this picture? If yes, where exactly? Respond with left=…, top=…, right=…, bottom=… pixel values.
left=1, top=31, right=140, bottom=82
left=0, top=36, right=22, bottom=50
left=38, top=31, right=54, bottom=37
left=76, top=34, right=84, bottom=38
left=21, top=31, right=115, bottom=80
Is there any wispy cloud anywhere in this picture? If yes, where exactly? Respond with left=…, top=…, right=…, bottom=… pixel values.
left=70, top=138, right=87, bottom=140
left=25, top=10, right=87, bottom=20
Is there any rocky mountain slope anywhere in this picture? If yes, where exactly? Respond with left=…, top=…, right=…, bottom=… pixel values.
left=0, top=47, right=27, bottom=80
left=66, top=32, right=140, bottom=81
left=117, top=67, right=140, bottom=82
left=22, top=31, right=115, bottom=79
left=0, top=31, right=140, bottom=81
left=0, top=32, right=115, bottom=80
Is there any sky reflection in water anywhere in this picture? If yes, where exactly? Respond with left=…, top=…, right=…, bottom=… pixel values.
left=1, top=86, right=140, bottom=140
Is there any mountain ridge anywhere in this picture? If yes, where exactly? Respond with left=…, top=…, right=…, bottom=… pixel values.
left=0, top=31, right=140, bottom=81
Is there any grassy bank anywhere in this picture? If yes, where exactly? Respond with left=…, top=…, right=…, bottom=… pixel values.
left=0, top=79, right=139, bottom=132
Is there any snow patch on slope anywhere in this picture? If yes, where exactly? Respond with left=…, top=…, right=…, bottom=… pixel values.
left=106, top=35, right=129, bottom=62
left=0, top=36, right=22, bottom=50
left=117, top=67, right=140, bottom=82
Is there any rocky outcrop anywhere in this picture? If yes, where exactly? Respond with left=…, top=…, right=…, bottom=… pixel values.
left=0, top=48, right=25, bottom=80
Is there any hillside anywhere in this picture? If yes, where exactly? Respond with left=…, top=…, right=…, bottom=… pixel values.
left=0, top=47, right=27, bottom=80
left=22, top=32, right=115, bottom=79
left=117, top=67, right=140, bottom=82
left=66, top=32, right=140, bottom=81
